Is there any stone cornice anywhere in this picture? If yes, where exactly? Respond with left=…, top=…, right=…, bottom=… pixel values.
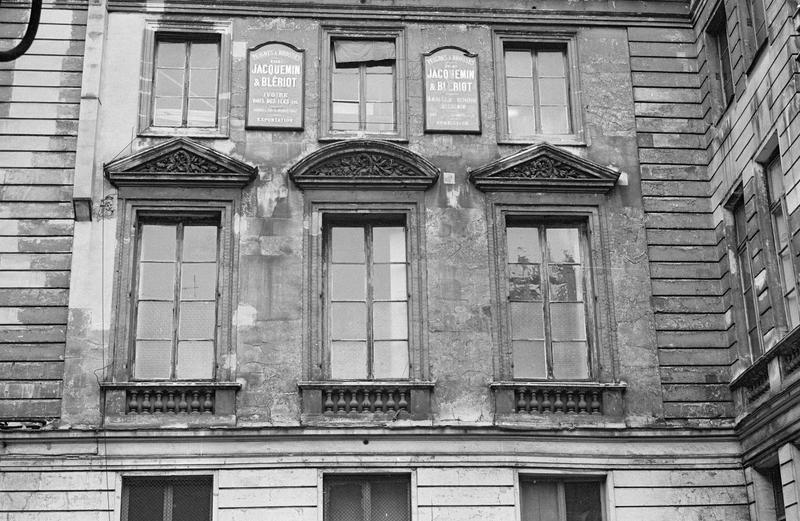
left=288, top=139, right=440, bottom=190
left=104, top=137, right=258, bottom=188
left=469, top=142, right=621, bottom=193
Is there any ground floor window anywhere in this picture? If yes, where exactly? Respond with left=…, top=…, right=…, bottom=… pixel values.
left=520, top=478, right=603, bottom=521
left=324, top=474, right=410, bottom=521
left=121, top=476, right=212, bottom=521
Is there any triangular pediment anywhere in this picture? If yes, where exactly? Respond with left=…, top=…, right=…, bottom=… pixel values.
left=288, top=139, right=440, bottom=190
left=105, top=138, right=257, bottom=188
left=469, top=142, right=620, bottom=193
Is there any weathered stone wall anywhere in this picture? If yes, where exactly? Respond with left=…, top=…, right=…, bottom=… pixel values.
left=0, top=1, right=86, bottom=423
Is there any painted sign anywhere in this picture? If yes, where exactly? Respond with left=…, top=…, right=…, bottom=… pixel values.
left=423, top=47, right=480, bottom=133
left=247, top=42, right=304, bottom=129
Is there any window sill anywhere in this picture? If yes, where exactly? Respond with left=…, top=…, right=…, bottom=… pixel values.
left=139, top=127, right=229, bottom=140
left=298, top=380, right=434, bottom=422
left=730, top=324, right=800, bottom=408
left=497, top=135, right=586, bottom=147
left=318, top=133, right=408, bottom=144
left=100, top=381, right=240, bottom=428
left=490, top=381, right=626, bottom=418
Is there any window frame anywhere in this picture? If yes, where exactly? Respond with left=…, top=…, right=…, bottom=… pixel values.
left=493, top=29, right=585, bottom=145
left=515, top=471, right=608, bottom=521
left=705, top=4, right=734, bottom=121
left=320, top=27, right=407, bottom=141
left=138, top=20, right=232, bottom=138
left=116, top=472, right=217, bottom=521
left=322, top=473, right=412, bottom=521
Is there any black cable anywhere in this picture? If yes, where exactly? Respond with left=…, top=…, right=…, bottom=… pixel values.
left=0, top=0, right=42, bottom=62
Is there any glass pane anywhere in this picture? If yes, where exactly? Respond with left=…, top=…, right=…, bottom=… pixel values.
left=156, top=41, right=186, bottom=68
left=509, top=264, right=542, bottom=301
left=510, top=301, right=544, bottom=339
left=368, top=64, right=393, bottom=74
left=332, top=102, right=360, bottom=129
left=172, top=480, right=212, bottom=521
left=136, top=301, right=174, bottom=339
left=370, top=480, right=410, bottom=521
left=331, top=227, right=365, bottom=263
left=507, top=227, right=541, bottom=263
left=505, top=50, right=532, bottom=77
left=134, top=340, right=172, bottom=380
left=187, top=98, right=217, bottom=127
left=366, top=74, right=393, bottom=102
left=373, top=227, right=406, bottom=263
left=141, top=225, right=176, bottom=261
left=738, top=250, right=752, bottom=284
left=366, top=102, right=394, bottom=124
left=565, top=482, right=602, bottom=521
left=373, top=264, right=407, bottom=300
left=774, top=209, right=789, bottom=247
left=178, top=301, right=216, bottom=340
left=139, top=262, right=175, bottom=300
left=189, top=68, right=218, bottom=98
left=538, top=51, right=566, bottom=76
left=552, top=341, right=589, bottom=379
left=180, top=263, right=217, bottom=300
left=734, top=202, right=747, bottom=244
left=155, top=68, right=185, bottom=97
left=373, top=340, right=409, bottom=379
left=326, top=481, right=365, bottom=521
left=332, top=73, right=359, bottom=101
left=538, top=77, right=568, bottom=105
left=550, top=302, right=587, bottom=340
left=547, top=228, right=581, bottom=263
left=549, top=264, right=583, bottom=302
left=330, top=264, right=366, bottom=301
left=508, top=106, right=535, bottom=136
left=787, top=290, right=799, bottom=328
left=540, top=106, right=570, bottom=134
left=365, top=120, right=395, bottom=133
left=506, top=77, right=534, bottom=106
left=176, top=340, right=214, bottom=380
left=767, top=157, right=784, bottom=202
left=373, top=302, right=408, bottom=340
left=513, top=340, right=547, bottom=379
left=520, top=481, right=559, bottom=521
left=330, top=302, right=367, bottom=339
left=189, top=42, right=218, bottom=68
left=153, top=97, right=183, bottom=127
left=126, top=481, right=165, bottom=521
left=330, top=341, right=368, bottom=379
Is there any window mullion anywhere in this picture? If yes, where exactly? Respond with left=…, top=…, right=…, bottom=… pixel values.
left=359, top=65, right=368, bottom=131
left=366, top=225, right=375, bottom=379
left=557, top=482, right=566, bottom=521
left=580, top=225, right=594, bottom=378
left=172, top=224, right=184, bottom=380
left=531, top=50, right=542, bottom=135
left=182, top=43, right=191, bottom=126
left=541, top=226, right=554, bottom=379
left=362, top=480, right=371, bottom=521
left=164, top=483, right=174, bottom=521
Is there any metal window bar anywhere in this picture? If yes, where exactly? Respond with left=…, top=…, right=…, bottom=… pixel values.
left=122, top=476, right=212, bottom=521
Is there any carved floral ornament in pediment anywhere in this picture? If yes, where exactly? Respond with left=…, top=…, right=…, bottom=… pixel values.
left=469, top=142, right=621, bottom=193
left=104, top=137, right=258, bottom=188
left=288, top=139, right=440, bottom=190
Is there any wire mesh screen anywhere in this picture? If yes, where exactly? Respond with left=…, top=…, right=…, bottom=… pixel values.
left=122, top=476, right=212, bottom=521
left=324, top=475, right=410, bottom=521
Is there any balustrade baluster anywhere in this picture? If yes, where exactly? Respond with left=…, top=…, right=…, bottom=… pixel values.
left=398, top=391, right=408, bottom=412
left=386, top=390, right=396, bottom=412
left=190, top=391, right=201, bottom=413
left=361, top=389, right=371, bottom=412
left=517, top=388, right=526, bottom=413
left=542, top=391, right=551, bottom=413
left=566, top=391, right=576, bottom=413
left=142, top=391, right=151, bottom=414
left=554, top=391, right=564, bottom=413
left=154, top=392, right=163, bottom=413
left=179, top=391, right=188, bottom=413
left=531, top=390, right=541, bottom=413
left=166, top=392, right=176, bottom=413
left=129, top=391, right=139, bottom=414
left=349, top=390, right=358, bottom=413
left=336, top=390, right=346, bottom=413
left=324, top=390, right=335, bottom=414
left=590, top=391, right=601, bottom=414
left=578, top=392, right=587, bottom=414
left=203, top=391, right=213, bottom=413
left=374, top=389, right=383, bottom=413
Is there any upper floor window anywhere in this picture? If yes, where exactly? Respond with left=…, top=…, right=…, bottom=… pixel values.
left=138, top=21, right=231, bottom=137
left=122, top=476, right=212, bottom=521
left=320, top=29, right=406, bottom=140
left=765, top=155, right=799, bottom=328
left=493, top=31, right=584, bottom=144
left=731, top=195, right=763, bottom=360
left=742, top=0, right=768, bottom=64
left=520, top=478, right=603, bottom=521
left=706, top=5, right=733, bottom=117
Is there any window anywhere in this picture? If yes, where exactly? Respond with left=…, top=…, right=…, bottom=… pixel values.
left=122, top=476, right=212, bottom=521
left=139, top=21, right=231, bottom=137
left=132, top=217, right=219, bottom=380
left=742, top=0, right=768, bottom=60
left=732, top=195, right=763, bottom=359
left=325, top=218, right=409, bottom=380
left=706, top=5, right=733, bottom=115
left=505, top=220, right=593, bottom=380
left=324, top=475, right=410, bottom=521
left=493, top=31, right=583, bottom=144
left=768, top=466, right=787, bottom=521
left=765, top=155, right=799, bottom=328
left=520, top=479, right=603, bottom=521
left=320, top=28, right=406, bottom=140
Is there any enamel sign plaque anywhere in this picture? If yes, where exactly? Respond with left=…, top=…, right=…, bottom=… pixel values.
left=247, top=42, right=304, bottom=129
left=423, top=47, right=480, bottom=133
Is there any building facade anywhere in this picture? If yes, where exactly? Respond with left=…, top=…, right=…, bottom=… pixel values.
left=1, top=0, right=800, bottom=519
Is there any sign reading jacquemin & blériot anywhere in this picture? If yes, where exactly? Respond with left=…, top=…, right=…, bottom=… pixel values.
left=423, top=47, right=481, bottom=133
left=247, top=42, right=304, bottom=130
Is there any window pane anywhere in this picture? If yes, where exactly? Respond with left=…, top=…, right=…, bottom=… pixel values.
left=156, top=41, right=186, bottom=68
left=510, top=301, right=544, bottom=340
left=189, top=68, right=218, bottom=98
left=565, top=482, right=602, bottom=521
left=550, top=302, right=587, bottom=340
left=552, top=341, right=589, bottom=379
left=365, top=120, right=395, bottom=133
left=373, top=264, right=407, bottom=301
left=126, top=481, right=165, bottom=521
left=520, top=481, right=559, bottom=521
left=330, top=264, right=367, bottom=301
left=332, top=102, right=360, bottom=129
left=136, top=301, right=174, bottom=339
left=506, top=77, right=535, bottom=106
left=153, top=97, right=184, bottom=127
left=139, top=262, right=175, bottom=300
left=181, top=263, right=217, bottom=300
left=331, top=227, right=365, bottom=263
left=373, top=227, right=405, bottom=263
left=366, top=74, right=394, bottom=102
left=373, top=302, right=408, bottom=340
left=549, top=264, right=583, bottom=302
left=509, top=264, right=542, bottom=301
left=178, top=301, right=216, bottom=339
left=538, top=77, right=568, bottom=105
left=330, top=302, right=367, bottom=339
left=547, top=228, right=581, bottom=263
left=370, top=480, right=410, bottom=521
left=187, top=97, right=217, bottom=127
left=172, top=480, right=213, bottom=521
left=326, top=481, right=365, bottom=521
left=366, top=102, right=394, bottom=125
left=141, top=225, right=177, bottom=261
left=767, top=157, right=784, bottom=203
left=330, top=341, right=368, bottom=379
left=537, top=50, right=566, bottom=77
left=508, top=106, right=535, bottom=136
left=505, top=50, right=532, bottom=77
left=135, top=340, right=172, bottom=380
left=155, top=68, right=185, bottom=98
left=176, top=340, right=214, bottom=380
left=513, top=340, right=547, bottom=379
left=183, top=226, right=217, bottom=261
left=540, top=106, right=570, bottom=134
left=507, top=227, right=541, bottom=263
left=332, top=72, right=359, bottom=101
left=189, top=42, right=218, bottom=68
left=373, top=340, right=409, bottom=379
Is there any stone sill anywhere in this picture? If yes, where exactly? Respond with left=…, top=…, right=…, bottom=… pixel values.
left=298, top=380, right=434, bottom=422
left=490, top=381, right=627, bottom=417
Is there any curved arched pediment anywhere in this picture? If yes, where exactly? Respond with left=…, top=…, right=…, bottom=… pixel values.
left=104, top=137, right=258, bottom=188
left=469, top=142, right=620, bottom=193
left=288, top=139, right=440, bottom=190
